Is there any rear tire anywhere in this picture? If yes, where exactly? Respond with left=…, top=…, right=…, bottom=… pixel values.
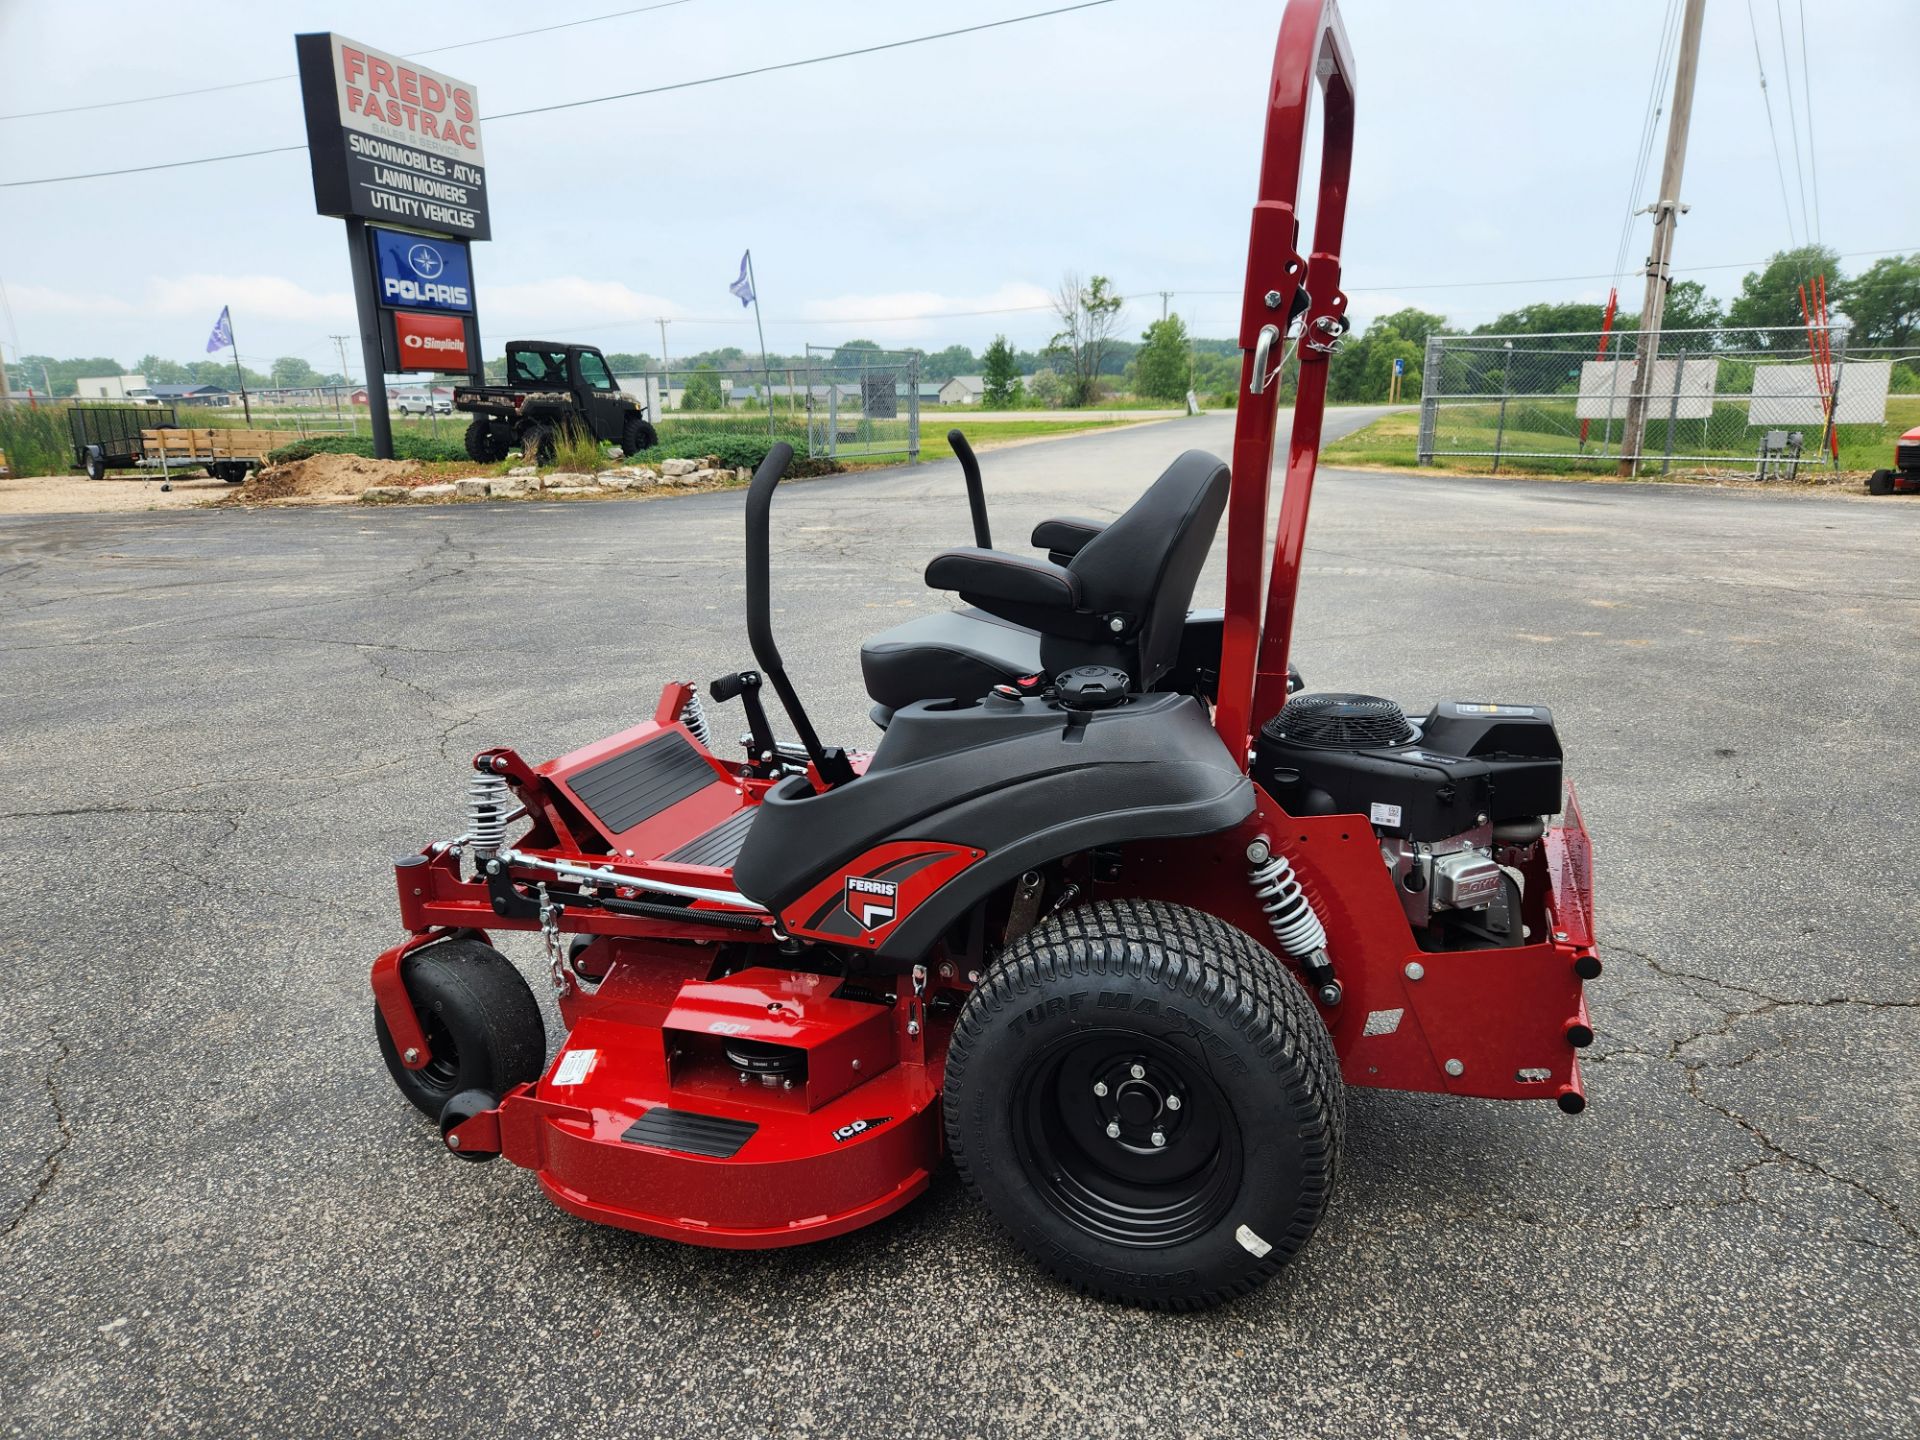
left=1868, top=468, right=1895, bottom=496
left=622, top=417, right=658, bottom=455
left=374, top=936, right=547, bottom=1120
left=945, top=899, right=1344, bottom=1310
left=518, top=423, right=557, bottom=464
left=84, top=451, right=106, bottom=481
left=463, top=418, right=510, bottom=463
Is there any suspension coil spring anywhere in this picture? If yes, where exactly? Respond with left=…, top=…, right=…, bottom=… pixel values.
left=467, top=770, right=512, bottom=857
left=1246, top=836, right=1341, bottom=1005
left=679, top=687, right=711, bottom=748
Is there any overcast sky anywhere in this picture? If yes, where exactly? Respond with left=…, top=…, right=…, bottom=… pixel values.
left=0, top=0, right=1913, bottom=376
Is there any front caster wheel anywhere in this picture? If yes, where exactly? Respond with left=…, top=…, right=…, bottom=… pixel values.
left=374, top=936, right=546, bottom=1120
left=944, top=899, right=1344, bottom=1310
left=439, top=1088, right=500, bottom=1162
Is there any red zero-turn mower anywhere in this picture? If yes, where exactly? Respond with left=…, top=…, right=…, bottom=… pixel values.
left=1867, top=427, right=1920, bottom=494
left=371, top=0, right=1597, bottom=1310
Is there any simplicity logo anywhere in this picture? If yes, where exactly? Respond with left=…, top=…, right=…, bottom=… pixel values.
left=406, top=242, right=445, bottom=279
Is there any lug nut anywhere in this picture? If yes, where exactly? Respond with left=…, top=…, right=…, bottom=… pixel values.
left=403, top=1047, right=420, bottom=1064
left=1444, top=1058, right=1465, bottom=1077
left=1165, top=1094, right=1182, bottom=1111
left=1093, top=1081, right=1109, bottom=1097
left=447, top=1133, right=460, bottom=1148
left=1129, top=1063, right=1145, bottom=1080
left=1105, top=1121, right=1121, bottom=1139
left=1150, top=1131, right=1166, bottom=1148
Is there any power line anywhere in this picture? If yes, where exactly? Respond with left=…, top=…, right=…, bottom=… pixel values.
left=0, top=0, right=704, bottom=123
left=0, top=1, right=1120, bottom=188
left=1743, top=0, right=1800, bottom=251
left=1772, top=0, right=1811, bottom=244
left=1611, top=0, right=1683, bottom=288
left=1796, top=0, right=1822, bottom=244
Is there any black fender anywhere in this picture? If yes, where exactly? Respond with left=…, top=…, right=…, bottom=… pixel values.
left=732, top=693, right=1253, bottom=962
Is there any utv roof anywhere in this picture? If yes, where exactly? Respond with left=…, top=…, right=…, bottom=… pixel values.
left=505, top=339, right=593, bottom=351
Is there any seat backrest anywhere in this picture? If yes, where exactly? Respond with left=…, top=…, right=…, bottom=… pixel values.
left=1066, top=449, right=1229, bottom=688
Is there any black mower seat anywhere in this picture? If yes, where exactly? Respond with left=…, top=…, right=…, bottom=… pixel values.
left=862, top=607, right=1044, bottom=713
left=859, top=449, right=1230, bottom=714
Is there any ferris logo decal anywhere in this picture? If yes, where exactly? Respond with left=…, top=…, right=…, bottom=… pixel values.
left=393, top=311, right=467, bottom=370
left=831, top=1116, right=893, bottom=1144
left=844, top=875, right=898, bottom=930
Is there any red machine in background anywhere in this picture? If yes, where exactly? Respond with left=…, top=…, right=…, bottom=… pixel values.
left=370, top=0, right=1596, bottom=1310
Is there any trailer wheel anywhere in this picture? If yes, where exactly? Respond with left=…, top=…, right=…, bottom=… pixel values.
left=622, top=417, right=659, bottom=455
left=463, top=418, right=511, bottom=464
left=374, top=936, right=547, bottom=1120
left=945, top=899, right=1344, bottom=1310
left=1868, top=469, right=1895, bottom=496
left=84, top=450, right=106, bottom=481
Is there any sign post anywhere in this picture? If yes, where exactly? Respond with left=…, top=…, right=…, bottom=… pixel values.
left=296, top=32, right=490, bottom=458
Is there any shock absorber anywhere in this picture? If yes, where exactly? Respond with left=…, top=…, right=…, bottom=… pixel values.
left=1246, top=836, right=1342, bottom=1006
left=678, top=686, right=712, bottom=748
left=467, top=768, right=512, bottom=859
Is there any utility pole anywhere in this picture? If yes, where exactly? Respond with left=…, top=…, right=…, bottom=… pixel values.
left=0, top=345, right=10, bottom=410
left=1618, top=0, right=1708, bottom=477
left=657, top=317, right=672, bottom=412
left=1159, top=290, right=1173, bottom=322
left=330, top=334, right=355, bottom=386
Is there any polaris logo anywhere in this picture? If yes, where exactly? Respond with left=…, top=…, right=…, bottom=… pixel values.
left=845, top=875, right=898, bottom=930
left=382, top=275, right=470, bottom=307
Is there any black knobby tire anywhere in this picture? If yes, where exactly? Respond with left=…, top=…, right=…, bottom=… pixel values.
left=463, top=418, right=509, bottom=464
left=944, top=899, right=1344, bottom=1310
left=374, top=936, right=547, bottom=1120
left=622, top=417, right=658, bottom=455
left=519, top=423, right=557, bottom=464
left=1867, top=469, right=1896, bottom=496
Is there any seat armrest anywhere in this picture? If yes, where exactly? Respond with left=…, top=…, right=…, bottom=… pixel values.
left=925, top=547, right=1080, bottom=616
left=1030, top=516, right=1105, bottom=560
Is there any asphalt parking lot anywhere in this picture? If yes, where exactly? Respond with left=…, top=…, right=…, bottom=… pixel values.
left=2, top=410, right=1915, bottom=1438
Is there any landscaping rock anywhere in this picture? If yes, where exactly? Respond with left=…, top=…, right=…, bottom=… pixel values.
left=488, top=477, right=525, bottom=496
left=454, top=478, right=491, bottom=499
left=631, top=465, right=660, bottom=482
left=507, top=465, right=537, bottom=478
left=660, top=458, right=698, bottom=478
left=544, top=485, right=598, bottom=497
left=543, top=471, right=591, bottom=488
left=414, top=483, right=458, bottom=500
left=734, top=467, right=752, bottom=484
left=360, top=485, right=413, bottom=503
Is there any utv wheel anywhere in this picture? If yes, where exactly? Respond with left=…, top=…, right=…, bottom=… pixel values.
left=374, top=936, right=547, bottom=1120
left=622, top=417, right=658, bottom=455
left=1868, top=468, right=1895, bottom=496
left=519, top=424, right=557, bottom=464
left=463, top=418, right=511, bottom=464
left=945, top=899, right=1344, bottom=1310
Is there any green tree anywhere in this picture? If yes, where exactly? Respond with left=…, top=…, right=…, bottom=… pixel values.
left=922, top=344, right=976, bottom=382
left=1369, top=307, right=1448, bottom=348
left=832, top=339, right=884, bottom=370
left=1845, top=254, right=1920, bottom=347
left=1132, top=313, right=1192, bottom=403
left=1026, top=368, right=1065, bottom=409
left=270, top=356, right=318, bottom=388
left=1047, top=273, right=1124, bottom=406
left=136, top=354, right=190, bottom=385
left=981, top=335, right=1021, bottom=408
left=1726, top=244, right=1845, bottom=346
left=1477, top=301, right=1615, bottom=336
left=681, top=363, right=724, bottom=411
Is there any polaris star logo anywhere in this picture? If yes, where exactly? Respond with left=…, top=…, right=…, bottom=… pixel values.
left=845, top=875, right=898, bottom=930
left=407, top=242, right=444, bottom=279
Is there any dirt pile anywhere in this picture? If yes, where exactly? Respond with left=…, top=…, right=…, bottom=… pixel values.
left=223, top=453, right=422, bottom=503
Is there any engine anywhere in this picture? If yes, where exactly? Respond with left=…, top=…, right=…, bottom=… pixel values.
left=1251, top=693, right=1563, bottom=949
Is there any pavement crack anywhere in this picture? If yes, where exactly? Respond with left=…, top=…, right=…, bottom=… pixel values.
left=2, top=1032, right=74, bottom=1242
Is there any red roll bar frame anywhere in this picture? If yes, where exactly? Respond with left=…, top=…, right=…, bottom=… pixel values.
left=1215, top=0, right=1356, bottom=766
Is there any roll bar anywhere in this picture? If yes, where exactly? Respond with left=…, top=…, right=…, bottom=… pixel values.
left=1214, top=0, right=1357, bottom=768
left=743, top=443, right=855, bottom=788
left=947, top=428, right=992, bottom=549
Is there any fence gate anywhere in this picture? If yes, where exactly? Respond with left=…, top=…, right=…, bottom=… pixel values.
left=804, top=346, right=921, bottom=463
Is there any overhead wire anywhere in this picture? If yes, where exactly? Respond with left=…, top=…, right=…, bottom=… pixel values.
left=1796, top=0, right=1821, bottom=244
left=1772, top=0, right=1811, bottom=245
left=1610, top=0, right=1684, bottom=289
left=1743, top=0, right=1801, bottom=250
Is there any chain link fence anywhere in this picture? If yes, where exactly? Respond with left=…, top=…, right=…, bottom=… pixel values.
left=802, top=345, right=921, bottom=462
left=1416, top=326, right=1918, bottom=475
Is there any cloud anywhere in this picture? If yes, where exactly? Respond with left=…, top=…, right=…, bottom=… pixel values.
left=793, top=283, right=1056, bottom=330
left=10, top=274, right=354, bottom=325
left=484, top=276, right=683, bottom=327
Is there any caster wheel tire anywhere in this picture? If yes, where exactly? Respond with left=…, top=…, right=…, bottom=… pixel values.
left=374, top=936, right=546, bottom=1120
left=439, top=1088, right=500, bottom=1163
left=945, top=899, right=1344, bottom=1310
left=1867, top=468, right=1895, bottom=496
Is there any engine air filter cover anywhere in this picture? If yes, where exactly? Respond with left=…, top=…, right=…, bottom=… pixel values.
left=1263, top=692, right=1416, bottom=749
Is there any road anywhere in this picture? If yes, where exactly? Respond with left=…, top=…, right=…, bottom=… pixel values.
left=2, top=408, right=1915, bottom=1439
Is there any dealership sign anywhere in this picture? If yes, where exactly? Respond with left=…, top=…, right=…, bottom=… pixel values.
left=392, top=311, right=470, bottom=372
left=295, top=33, right=490, bottom=240
left=369, top=226, right=473, bottom=312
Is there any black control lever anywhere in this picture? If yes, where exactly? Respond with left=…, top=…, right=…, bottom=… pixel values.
left=709, top=670, right=780, bottom=771
left=743, top=444, right=856, bottom=789
left=948, top=429, right=992, bottom=550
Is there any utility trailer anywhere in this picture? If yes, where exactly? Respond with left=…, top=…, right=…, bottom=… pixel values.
left=68, top=405, right=276, bottom=486
left=69, top=403, right=178, bottom=480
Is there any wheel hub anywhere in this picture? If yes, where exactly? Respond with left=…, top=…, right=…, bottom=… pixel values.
left=1092, top=1056, right=1186, bottom=1152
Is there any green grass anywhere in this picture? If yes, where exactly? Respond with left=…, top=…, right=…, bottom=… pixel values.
left=892, top=417, right=1157, bottom=465
left=1322, top=395, right=1920, bottom=477
left=0, top=404, right=73, bottom=477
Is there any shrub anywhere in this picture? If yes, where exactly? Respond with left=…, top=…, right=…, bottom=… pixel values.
left=267, top=433, right=465, bottom=465
left=0, top=403, right=74, bottom=477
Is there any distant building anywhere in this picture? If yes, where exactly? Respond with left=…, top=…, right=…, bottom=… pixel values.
left=74, top=374, right=149, bottom=400
left=939, top=375, right=987, bottom=405
left=148, top=383, right=232, bottom=406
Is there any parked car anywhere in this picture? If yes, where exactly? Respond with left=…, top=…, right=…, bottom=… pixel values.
left=394, top=394, right=452, bottom=416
